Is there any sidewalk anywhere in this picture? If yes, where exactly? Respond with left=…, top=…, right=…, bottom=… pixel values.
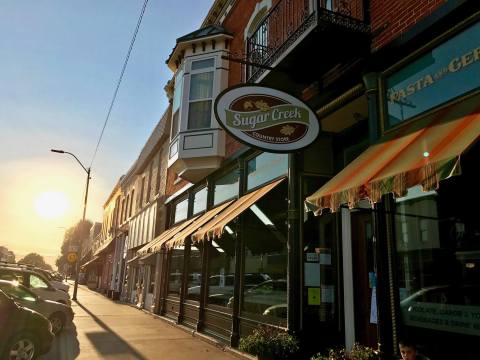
left=40, top=283, right=242, bottom=360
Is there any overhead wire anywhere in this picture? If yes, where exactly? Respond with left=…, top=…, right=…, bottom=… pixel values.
left=89, top=0, right=150, bottom=169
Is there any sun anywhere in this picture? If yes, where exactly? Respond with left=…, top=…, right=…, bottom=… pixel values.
left=34, top=191, right=70, bottom=219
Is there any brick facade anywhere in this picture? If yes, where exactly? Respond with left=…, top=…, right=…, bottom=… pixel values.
left=371, top=0, right=446, bottom=50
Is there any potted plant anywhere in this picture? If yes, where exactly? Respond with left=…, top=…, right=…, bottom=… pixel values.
left=239, top=325, right=299, bottom=360
left=311, top=343, right=380, bottom=360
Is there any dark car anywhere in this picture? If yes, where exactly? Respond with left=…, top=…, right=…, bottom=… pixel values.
left=0, top=289, right=54, bottom=360
left=0, top=280, right=74, bottom=334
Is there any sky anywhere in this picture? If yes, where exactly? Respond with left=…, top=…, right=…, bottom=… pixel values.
left=0, top=0, right=213, bottom=267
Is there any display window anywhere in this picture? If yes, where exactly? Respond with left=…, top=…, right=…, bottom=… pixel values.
left=185, top=243, right=203, bottom=301
left=206, top=225, right=236, bottom=309
left=241, top=181, right=288, bottom=325
left=168, top=246, right=185, bottom=297
left=393, top=143, right=479, bottom=359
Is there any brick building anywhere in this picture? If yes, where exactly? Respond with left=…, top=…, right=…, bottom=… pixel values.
left=92, top=1, right=480, bottom=358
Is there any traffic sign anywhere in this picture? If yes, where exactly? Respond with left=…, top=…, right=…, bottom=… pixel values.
left=67, top=252, right=77, bottom=263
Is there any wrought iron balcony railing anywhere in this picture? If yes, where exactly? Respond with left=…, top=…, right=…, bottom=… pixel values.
left=246, top=0, right=370, bottom=83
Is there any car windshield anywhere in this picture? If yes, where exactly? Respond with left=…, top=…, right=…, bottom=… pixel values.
left=0, top=283, right=36, bottom=302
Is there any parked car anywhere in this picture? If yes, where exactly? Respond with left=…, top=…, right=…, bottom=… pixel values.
left=0, top=263, right=70, bottom=293
left=187, top=273, right=270, bottom=304
left=0, top=266, right=71, bottom=306
left=0, top=280, right=74, bottom=334
left=241, top=279, right=287, bottom=315
left=0, top=289, right=54, bottom=360
left=32, top=267, right=70, bottom=293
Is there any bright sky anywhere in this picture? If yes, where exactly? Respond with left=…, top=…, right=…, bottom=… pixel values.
left=0, top=0, right=213, bottom=267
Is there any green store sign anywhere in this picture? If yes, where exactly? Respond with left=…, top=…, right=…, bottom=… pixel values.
left=386, top=21, right=480, bottom=127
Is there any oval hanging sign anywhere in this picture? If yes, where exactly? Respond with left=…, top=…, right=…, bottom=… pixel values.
left=214, top=85, right=320, bottom=152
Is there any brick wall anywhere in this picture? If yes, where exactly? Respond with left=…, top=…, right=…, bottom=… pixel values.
left=371, top=0, right=446, bottom=50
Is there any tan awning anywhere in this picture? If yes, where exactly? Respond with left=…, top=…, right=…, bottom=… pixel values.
left=191, top=178, right=285, bottom=243
left=305, top=93, right=480, bottom=214
left=164, top=200, right=234, bottom=249
left=81, top=256, right=100, bottom=268
left=93, top=238, right=114, bottom=257
left=137, top=217, right=198, bottom=255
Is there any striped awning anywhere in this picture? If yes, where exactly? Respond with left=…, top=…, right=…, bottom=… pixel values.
left=164, top=200, right=234, bottom=249
left=81, top=256, right=100, bottom=268
left=306, top=93, right=480, bottom=214
left=192, top=178, right=285, bottom=242
left=136, top=217, right=198, bottom=256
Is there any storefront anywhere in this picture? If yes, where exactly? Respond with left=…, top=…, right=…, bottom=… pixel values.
left=306, top=15, right=480, bottom=359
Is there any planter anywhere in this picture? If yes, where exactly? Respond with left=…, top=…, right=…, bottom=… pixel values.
left=257, top=355, right=275, bottom=360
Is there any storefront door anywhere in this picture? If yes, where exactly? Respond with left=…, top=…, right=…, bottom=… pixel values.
left=351, top=210, right=378, bottom=348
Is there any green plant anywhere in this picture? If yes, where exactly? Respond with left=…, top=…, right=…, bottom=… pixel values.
left=239, top=325, right=299, bottom=359
left=349, top=343, right=379, bottom=360
left=310, top=343, right=379, bottom=360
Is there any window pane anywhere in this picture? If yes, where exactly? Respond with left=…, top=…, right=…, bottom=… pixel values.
left=30, top=275, right=48, bottom=289
left=189, top=72, right=213, bottom=100
left=186, top=244, right=203, bottom=301
left=148, top=265, right=156, bottom=294
left=207, top=230, right=236, bottom=308
left=174, top=198, right=188, bottom=224
left=214, top=169, right=239, bottom=205
left=394, top=163, right=480, bottom=360
left=193, top=187, right=208, bottom=215
left=188, top=100, right=212, bottom=129
left=192, top=58, right=214, bottom=71
left=171, top=111, right=180, bottom=138
left=247, top=153, right=288, bottom=190
left=242, top=181, right=288, bottom=325
left=168, top=247, right=184, bottom=297
left=302, top=176, right=339, bottom=328
left=173, top=69, right=184, bottom=111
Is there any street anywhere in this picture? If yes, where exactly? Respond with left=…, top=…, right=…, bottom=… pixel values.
left=40, top=284, right=240, bottom=360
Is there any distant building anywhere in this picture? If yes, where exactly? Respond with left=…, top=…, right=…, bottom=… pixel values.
left=0, top=246, right=15, bottom=263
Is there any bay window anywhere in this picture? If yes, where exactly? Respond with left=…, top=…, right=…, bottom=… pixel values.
left=188, top=58, right=214, bottom=130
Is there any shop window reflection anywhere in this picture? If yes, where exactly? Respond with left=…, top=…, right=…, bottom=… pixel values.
left=394, top=174, right=480, bottom=359
left=168, top=246, right=184, bottom=297
left=206, top=228, right=236, bottom=308
left=186, top=243, right=203, bottom=301
left=241, top=182, right=288, bottom=325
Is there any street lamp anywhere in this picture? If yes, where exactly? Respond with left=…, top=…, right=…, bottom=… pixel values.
left=51, top=149, right=91, bottom=301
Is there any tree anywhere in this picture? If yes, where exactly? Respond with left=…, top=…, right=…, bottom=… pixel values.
left=56, top=220, right=92, bottom=274
left=18, top=253, right=52, bottom=270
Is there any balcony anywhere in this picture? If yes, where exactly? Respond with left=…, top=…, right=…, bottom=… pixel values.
left=246, top=0, right=370, bottom=85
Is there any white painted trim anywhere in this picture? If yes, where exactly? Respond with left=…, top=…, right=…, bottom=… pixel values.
left=244, top=0, right=272, bottom=40
left=341, top=208, right=355, bottom=350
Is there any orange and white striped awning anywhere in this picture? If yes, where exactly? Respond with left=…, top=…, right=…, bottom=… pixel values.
left=305, top=93, right=480, bottom=214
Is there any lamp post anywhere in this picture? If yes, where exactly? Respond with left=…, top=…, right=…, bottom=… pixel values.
left=51, top=149, right=91, bottom=301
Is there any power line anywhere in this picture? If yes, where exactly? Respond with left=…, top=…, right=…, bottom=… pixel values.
left=89, top=0, right=150, bottom=168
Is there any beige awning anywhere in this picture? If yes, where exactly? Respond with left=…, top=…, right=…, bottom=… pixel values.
left=191, top=178, right=285, bottom=243
left=164, top=200, right=234, bottom=249
left=93, top=238, right=114, bottom=257
left=81, top=256, right=100, bottom=268
left=137, top=217, right=198, bottom=255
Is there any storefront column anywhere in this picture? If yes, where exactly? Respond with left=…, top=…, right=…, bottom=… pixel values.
left=152, top=252, right=163, bottom=314
left=159, top=249, right=169, bottom=315
left=373, top=194, right=400, bottom=356
left=362, top=72, right=380, bottom=143
left=177, top=241, right=189, bottom=323
left=287, top=152, right=301, bottom=332
left=230, top=158, right=245, bottom=346
left=197, top=178, right=215, bottom=332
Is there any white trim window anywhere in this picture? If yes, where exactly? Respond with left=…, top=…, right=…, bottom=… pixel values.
left=188, top=58, right=215, bottom=130
left=171, top=66, right=184, bottom=139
